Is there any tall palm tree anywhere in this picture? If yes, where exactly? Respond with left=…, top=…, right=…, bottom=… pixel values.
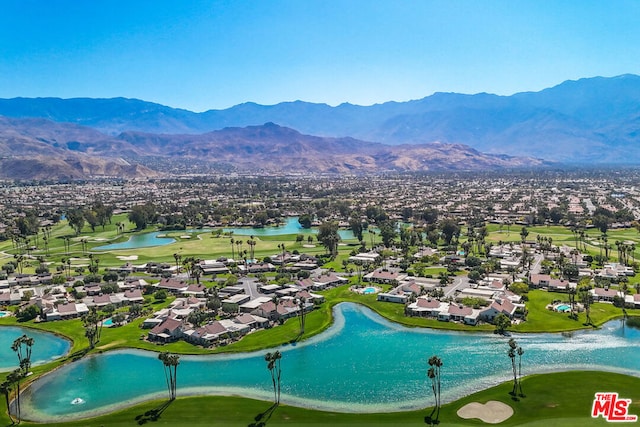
left=158, top=352, right=180, bottom=401
left=7, top=369, right=22, bottom=422
left=264, top=351, right=282, bottom=404
left=230, top=237, right=235, bottom=260
left=567, top=287, right=577, bottom=320
left=507, top=339, right=518, bottom=396
left=11, top=334, right=34, bottom=376
left=278, top=244, right=286, bottom=272
left=517, top=345, right=525, bottom=396
left=83, top=307, right=102, bottom=349
left=173, top=253, right=182, bottom=274
left=427, top=355, right=443, bottom=421
left=247, top=237, right=256, bottom=261
left=297, top=298, right=306, bottom=337
left=0, top=381, right=13, bottom=424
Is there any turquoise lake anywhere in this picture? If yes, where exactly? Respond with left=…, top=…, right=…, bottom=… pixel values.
left=225, top=217, right=356, bottom=239
left=0, top=326, right=70, bottom=371
left=94, top=231, right=176, bottom=251
left=19, top=303, right=640, bottom=421
left=93, top=218, right=356, bottom=251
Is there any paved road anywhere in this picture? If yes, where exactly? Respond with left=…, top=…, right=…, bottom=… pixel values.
left=238, top=277, right=261, bottom=299
left=529, top=253, right=544, bottom=275
left=444, top=276, right=470, bottom=297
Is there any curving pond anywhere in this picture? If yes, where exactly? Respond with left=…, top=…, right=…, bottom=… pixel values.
left=19, top=303, right=640, bottom=421
left=93, top=232, right=176, bottom=251
left=224, top=216, right=356, bottom=239
left=0, top=326, right=71, bottom=371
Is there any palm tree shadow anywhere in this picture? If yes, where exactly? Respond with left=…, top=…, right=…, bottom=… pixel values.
left=424, top=407, right=440, bottom=425
left=134, top=400, right=173, bottom=425
left=248, top=402, right=278, bottom=427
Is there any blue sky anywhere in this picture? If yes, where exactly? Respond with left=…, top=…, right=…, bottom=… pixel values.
left=1, top=0, right=639, bottom=111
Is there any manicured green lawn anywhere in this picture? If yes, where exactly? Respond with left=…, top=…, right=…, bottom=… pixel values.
left=14, top=371, right=636, bottom=426
left=514, top=290, right=637, bottom=333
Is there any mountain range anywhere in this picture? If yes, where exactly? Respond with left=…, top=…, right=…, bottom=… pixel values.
left=0, top=118, right=546, bottom=179
left=1, top=74, right=639, bottom=179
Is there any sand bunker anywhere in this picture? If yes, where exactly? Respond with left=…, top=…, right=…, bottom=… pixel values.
left=116, top=255, right=139, bottom=261
left=457, top=401, right=514, bottom=424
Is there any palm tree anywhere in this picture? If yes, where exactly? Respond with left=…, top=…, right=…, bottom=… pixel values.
left=579, top=284, right=593, bottom=325
left=158, top=352, right=180, bottom=401
left=427, top=355, right=443, bottom=422
left=231, top=237, right=238, bottom=260
left=11, top=334, right=34, bottom=376
left=173, top=253, right=182, bottom=274
left=7, top=369, right=22, bottom=422
left=0, top=380, right=13, bottom=424
left=14, top=254, right=24, bottom=275
left=507, top=339, right=518, bottom=396
left=297, top=298, right=306, bottom=337
left=264, top=351, right=282, bottom=404
left=247, top=236, right=256, bottom=261
left=278, top=244, right=286, bottom=272
left=567, top=287, right=577, bottom=320
left=83, top=307, right=102, bottom=349
left=517, top=345, right=525, bottom=396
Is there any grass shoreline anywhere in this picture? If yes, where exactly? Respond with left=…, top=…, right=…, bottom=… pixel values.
left=12, top=370, right=640, bottom=426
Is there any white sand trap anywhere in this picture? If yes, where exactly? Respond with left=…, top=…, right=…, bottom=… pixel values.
left=457, top=401, right=514, bottom=424
left=116, top=255, right=139, bottom=261
left=180, top=235, right=191, bottom=239
left=302, top=244, right=316, bottom=248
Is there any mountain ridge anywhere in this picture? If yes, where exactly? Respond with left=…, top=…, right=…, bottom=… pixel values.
left=0, top=119, right=548, bottom=179
left=1, top=74, right=640, bottom=164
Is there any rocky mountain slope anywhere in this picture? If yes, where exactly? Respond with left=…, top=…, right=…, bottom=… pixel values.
left=0, top=119, right=547, bottom=179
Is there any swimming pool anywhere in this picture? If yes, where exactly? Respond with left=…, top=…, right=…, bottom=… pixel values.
left=363, top=287, right=377, bottom=294
left=102, top=318, right=113, bottom=327
left=556, top=304, right=571, bottom=312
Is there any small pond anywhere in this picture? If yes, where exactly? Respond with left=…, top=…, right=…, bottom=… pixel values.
left=94, top=232, right=176, bottom=251
left=0, top=326, right=71, bottom=371
left=224, top=217, right=355, bottom=239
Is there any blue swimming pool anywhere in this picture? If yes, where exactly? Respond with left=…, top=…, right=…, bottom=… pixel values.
left=556, top=304, right=571, bottom=312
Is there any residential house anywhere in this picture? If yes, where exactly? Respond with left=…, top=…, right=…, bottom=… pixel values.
left=364, top=268, right=400, bottom=284
left=148, top=317, right=184, bottom=342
